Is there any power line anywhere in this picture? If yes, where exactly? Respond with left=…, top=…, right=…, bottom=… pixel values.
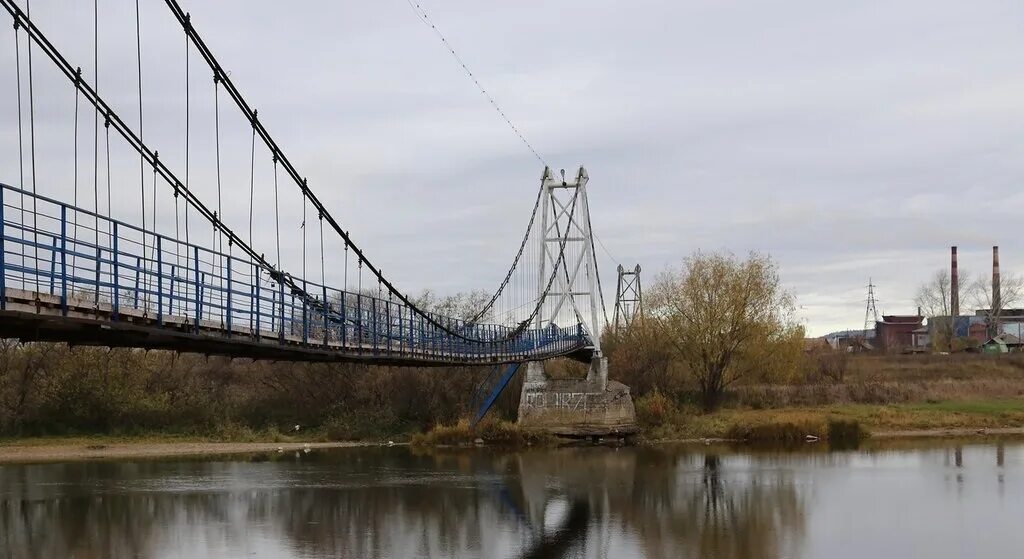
left=403, top=0, right=546, bottom=166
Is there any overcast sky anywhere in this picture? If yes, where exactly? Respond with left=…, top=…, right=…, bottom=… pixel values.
left=2, top=0, right=1024, bottom=336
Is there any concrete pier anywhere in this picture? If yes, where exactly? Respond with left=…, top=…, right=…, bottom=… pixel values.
left=517, top=358, right=637, bottom=437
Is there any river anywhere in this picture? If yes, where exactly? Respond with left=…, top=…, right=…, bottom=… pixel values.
left=0, top=439, right=1021, bottom=558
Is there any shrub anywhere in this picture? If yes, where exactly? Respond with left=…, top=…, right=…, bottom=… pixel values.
left=411, top=418, right=554, bottom=447
left=727, top=417, right=826, bottom=443
left=828, top=419, right=867, bottom=448
left=634, top=390, right=678, bottom=427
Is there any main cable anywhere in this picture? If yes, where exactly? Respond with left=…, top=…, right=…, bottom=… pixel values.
left=403, top=0, right=545, bottom=166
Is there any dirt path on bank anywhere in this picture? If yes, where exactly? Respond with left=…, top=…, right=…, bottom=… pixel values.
left=0, top=441, right=379, bottom=464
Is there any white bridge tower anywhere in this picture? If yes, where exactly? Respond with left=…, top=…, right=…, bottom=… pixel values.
left=536, top=166, right=603, bottom=356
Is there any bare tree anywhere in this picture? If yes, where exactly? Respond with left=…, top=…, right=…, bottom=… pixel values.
left=968, top=272, right=1024, bottom=336
left=914, top=269, right=972, bottom=317
left=413, top=289, right=492, bottom=321
left=915, top=269, right=973, bottom=350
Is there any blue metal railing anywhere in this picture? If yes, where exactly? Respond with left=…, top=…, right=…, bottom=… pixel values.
left=0, top=183, right=591, bottom=363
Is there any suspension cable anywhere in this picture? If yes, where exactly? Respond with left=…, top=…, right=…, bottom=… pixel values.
left=91, top=0, right=99, bottom=275
left=26, top=0, right=37, bottom=271
left=514, top=186, right=583, bottom=335
left=272, top=156, right=281, bottom=269
left=135, top=0, right=146, bottom=266
left=586, top=203, right=611, bottom=328
left=1, top=0, right=586, bottom=351
left=183, top=16, right=190, bottom=249
left=173, top=172, right=180, bottom=266
left=214, top=72, right=223, bottom=293
left=248, top=110, right=256, bottom=285
left=301, top=183, right=307, bottom=283
left=13, top=20, right=24, bottom=262
left=403, top=0, right=545, bottom=166
left=162, top=0, right=560, bottom=343
left=467, top=181, right=543, bottom=323
left=104, top=115, right=111, bottom=301
left=72, top=68, right=80, bottom=272
left=151, top=152, right=159, bottom=313
left=319, top=211, right=325, bottom=292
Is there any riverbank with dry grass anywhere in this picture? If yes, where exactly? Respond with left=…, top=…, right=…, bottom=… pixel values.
left=623, top=351, right=1024, bottom=444
left=4, top=347, right=1024, bottom=454
left=410, top=418, right=555, bottom=447
left=4, top=400, right=1024, bottom=462
left=638, top=396, right=1024, bottom=443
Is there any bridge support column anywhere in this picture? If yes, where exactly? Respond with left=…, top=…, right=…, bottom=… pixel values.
left=517, top=357, right=635, bottom=438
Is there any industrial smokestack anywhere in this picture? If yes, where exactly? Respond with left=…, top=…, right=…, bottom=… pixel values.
left=993, top=246, right=1001, bottom=313
left=951, top=246, right=959, bottom=318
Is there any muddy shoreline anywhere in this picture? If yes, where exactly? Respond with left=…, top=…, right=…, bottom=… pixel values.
left=0, top=440, right=385, bottom=464
left=5, top=425, right=1024, bottom=464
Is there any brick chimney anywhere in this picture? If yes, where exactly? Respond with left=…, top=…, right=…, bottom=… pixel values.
left=993, top=246, right=1001, bottom=312
left=951, top=246, right=959, bottom=318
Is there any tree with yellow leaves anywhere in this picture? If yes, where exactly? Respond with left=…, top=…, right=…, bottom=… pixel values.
left=648, top=251, right=802, bottom=411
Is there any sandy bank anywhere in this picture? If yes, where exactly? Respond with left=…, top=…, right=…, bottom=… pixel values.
left=0, top=440, right=378, bottom=464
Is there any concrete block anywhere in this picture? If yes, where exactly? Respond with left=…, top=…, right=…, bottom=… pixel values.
left=517, top=357, right=637, bottom=437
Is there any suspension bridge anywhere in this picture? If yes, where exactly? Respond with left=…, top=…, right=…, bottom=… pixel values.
left=0, top=1, right=612, bottom=373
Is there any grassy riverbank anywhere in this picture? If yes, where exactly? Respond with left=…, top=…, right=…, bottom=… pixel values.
left=637, top=397, right=1024, bottom=442
left=621, top=352, right=1024, bottom=443
left=411, top=419, right=555, bottom=447
left=4, top=342, right=1024, bottom=448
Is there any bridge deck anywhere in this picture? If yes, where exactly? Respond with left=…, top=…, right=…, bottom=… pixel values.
left=0, top=184, right=593, bottom=365
left=0, top=287, right=592, bottom=365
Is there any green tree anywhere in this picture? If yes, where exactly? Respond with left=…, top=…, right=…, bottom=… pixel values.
left=648, top=251, right=801, bottom=411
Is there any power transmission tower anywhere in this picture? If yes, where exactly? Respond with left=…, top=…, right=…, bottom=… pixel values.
left=863, top=278, right=879, bottom=335
left=614, top=264, right=643, bottom=331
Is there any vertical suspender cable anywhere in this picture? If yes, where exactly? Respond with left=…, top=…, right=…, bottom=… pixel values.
left=301, top=186, right=307, bottom=336
left=319, top=212, right=325, bottom=295
left=343, top=241, right=348, bottom=333
left=248, top=111, right=256, bottom=294
left=183, top=16, right=190, bottom=307
left=211, top=71, right=222, bottom=311
left=135, top=0, right=146, bottom=273
left=92, top=0, right=99, bottom=286
left=213, top=73, right=223, bottom=304
left=72, top=70, right=79, bottom=273
left=273, top=156, right=281, bottom=269
left=26, top=0, right=37, bottom=277
left=104, top=116, right=111, bottom=302
left=301, top=184, right=306, bottom=281
left=183, top=18, right=190, bottom=247
left=13, top=21, right=24, bottom=264
left=174, top=179, right=179, bottom=264
left=153, top=155, right=161, bottom=315
left=272, top=155, right=281, bottom=334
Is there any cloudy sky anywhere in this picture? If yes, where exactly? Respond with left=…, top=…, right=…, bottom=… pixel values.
left=2, top=0, right=1024, bottom=335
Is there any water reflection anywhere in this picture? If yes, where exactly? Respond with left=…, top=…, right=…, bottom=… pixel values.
left=0, top=440, right=1021, bottom=558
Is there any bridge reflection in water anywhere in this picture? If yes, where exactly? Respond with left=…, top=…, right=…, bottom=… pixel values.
left=3, top=442, right=1020, bottom=558
left=0, top=445, right=811, bottom=559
